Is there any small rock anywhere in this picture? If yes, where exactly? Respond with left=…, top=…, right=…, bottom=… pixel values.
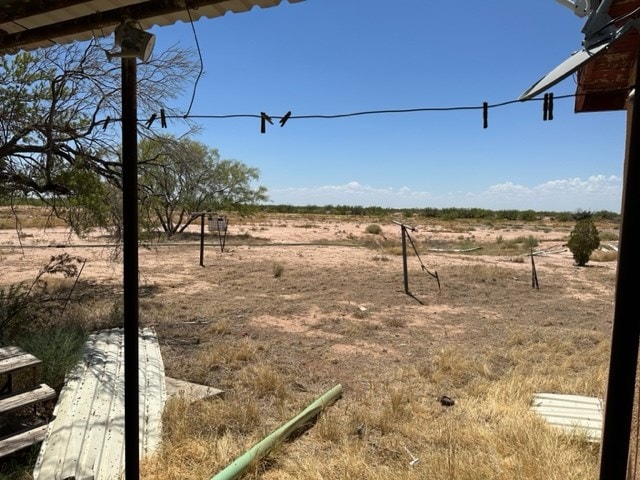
left=439, top=395, right=455, bottom=407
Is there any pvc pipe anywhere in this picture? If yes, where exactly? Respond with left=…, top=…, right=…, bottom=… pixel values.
left=211, top=384, right=343, bottom=480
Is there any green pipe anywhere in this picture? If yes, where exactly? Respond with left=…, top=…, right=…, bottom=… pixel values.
left=211, top=383, right=343, bottom=480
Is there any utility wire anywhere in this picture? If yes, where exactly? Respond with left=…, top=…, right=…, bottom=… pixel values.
left=184, top=6, right=204, bottom=118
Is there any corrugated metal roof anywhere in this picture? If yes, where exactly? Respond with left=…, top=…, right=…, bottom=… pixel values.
left=531, top=393, right=603, bottom=442
left=32, top=327, right=166, bottom=480
left=0, top=0, right=305, bottom=54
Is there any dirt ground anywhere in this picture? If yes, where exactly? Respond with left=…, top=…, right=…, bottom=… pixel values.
left=0, top=214, right=618, bottom=400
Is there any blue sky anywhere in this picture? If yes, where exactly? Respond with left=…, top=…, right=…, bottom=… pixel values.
left=149, top=0, right=626, bottom=213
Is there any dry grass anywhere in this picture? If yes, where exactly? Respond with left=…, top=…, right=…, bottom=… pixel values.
left=133, top=225, right=616, bottom=479
left=591, top=250, right=618, bottom=263
left=141, top=328, right=607, bottom=480
left=0, top=205, right=67, bottom=230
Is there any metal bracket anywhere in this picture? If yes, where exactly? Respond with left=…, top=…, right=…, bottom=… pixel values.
left=556, top=0, right=591, bottom=18
left=582, top=0, right=617, bottom=49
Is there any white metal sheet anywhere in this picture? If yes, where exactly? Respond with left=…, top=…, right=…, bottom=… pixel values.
left=531, top=392, right=603, bottom=442
left=519, top=42, right=611, bottom=100
left=32, top=327, right=166, bottom=480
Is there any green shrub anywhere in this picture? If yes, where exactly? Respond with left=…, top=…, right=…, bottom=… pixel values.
left=567, top=217, right=600, bottom=266
left=523, top=235, right=539, bottom=250
left=0, top=282, right=32, bottom=344
left=18, top=323, right=86, bottom=390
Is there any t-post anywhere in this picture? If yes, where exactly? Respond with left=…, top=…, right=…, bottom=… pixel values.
left=192, top=212, right=208, bottom=267
left=393, top=220, right=417, bottom=294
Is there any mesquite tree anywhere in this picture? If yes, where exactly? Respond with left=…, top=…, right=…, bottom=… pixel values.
left=0, top=39, right=198, bottom=235
left=138, top=135, right=268, bottom=236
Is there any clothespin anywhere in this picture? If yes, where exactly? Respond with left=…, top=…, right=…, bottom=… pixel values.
left=279, top=111, right=292, bottom=127
left=160, top=108, right=167, bottom=128
left=260, top=112, right=273, bottom=134
left=145, top=113, right=157, bottom=128
left=482, top=102, right=488, bottom=129
left=543, top=93, right=554, bottom=121
left=102, top=116, right=111, bottom=130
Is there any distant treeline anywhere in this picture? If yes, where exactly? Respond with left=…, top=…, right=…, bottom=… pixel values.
left=1, top=198, right=621, bottom=223
left=259, top=204, right=621, bottom=222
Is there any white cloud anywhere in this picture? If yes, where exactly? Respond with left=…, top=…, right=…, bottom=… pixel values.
left=483, top=175, right=622, bottom=211
left=267, top=175, right=622, bottom=212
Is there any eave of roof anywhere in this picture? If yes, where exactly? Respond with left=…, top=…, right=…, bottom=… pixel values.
left=0, top=0, right=304, bottom=54
left=575, top=0, right=640, bottom=112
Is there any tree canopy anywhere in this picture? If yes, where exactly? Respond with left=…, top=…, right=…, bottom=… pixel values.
left=138, top=135, right=268, bottom=235
left=0, top=40, right=197, bottom=195
left=0, top=40, right=267, bottom=238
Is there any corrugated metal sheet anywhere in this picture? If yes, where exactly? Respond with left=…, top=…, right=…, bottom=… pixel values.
left=32, top=327, right=166, bottom=480
left=0, top=0, right=305, bottom=54
left=531, top=393, right=603, bottom=442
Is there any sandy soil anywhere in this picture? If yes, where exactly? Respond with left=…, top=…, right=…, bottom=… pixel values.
left=0, top=215, right=618, bottom=397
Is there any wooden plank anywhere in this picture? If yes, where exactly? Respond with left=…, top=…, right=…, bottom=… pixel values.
left=0, top=346, right=24, bottom=361
left=0, top=384, right=55, bottom=414
left=0, top=424, right=48, bottom=458
left=0, top=348, right=41, bottom=375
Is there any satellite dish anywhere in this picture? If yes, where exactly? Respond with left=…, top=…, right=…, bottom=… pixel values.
left=519, top=0, right=633, bottom=100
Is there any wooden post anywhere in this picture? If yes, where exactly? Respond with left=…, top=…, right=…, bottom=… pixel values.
left=599, top=51, right=640, bottom=480
left=530, top=249, right=539, bottom=290
left=401, top=226, right=409, bottom=294
left=393, top=221, right=416, bottom=295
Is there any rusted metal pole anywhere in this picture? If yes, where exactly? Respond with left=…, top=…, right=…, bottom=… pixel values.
left=598, top=55, right=640, bottom=479
left=122, top=56, right=140, bottom=480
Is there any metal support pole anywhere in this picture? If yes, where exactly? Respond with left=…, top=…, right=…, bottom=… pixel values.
left=598, top=53, right=640, bottom=479
left=401, top=227, right=409, bottom=294
left=200, top=213, right=205, bottom=267
left=122, top=56, right=140, bottom=480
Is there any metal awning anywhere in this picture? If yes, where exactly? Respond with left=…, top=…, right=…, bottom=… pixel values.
left=0, top=0, right=304, bottom=54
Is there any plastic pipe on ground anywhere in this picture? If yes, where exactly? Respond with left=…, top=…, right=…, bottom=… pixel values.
left=211, top=383, right=343, bottom=480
